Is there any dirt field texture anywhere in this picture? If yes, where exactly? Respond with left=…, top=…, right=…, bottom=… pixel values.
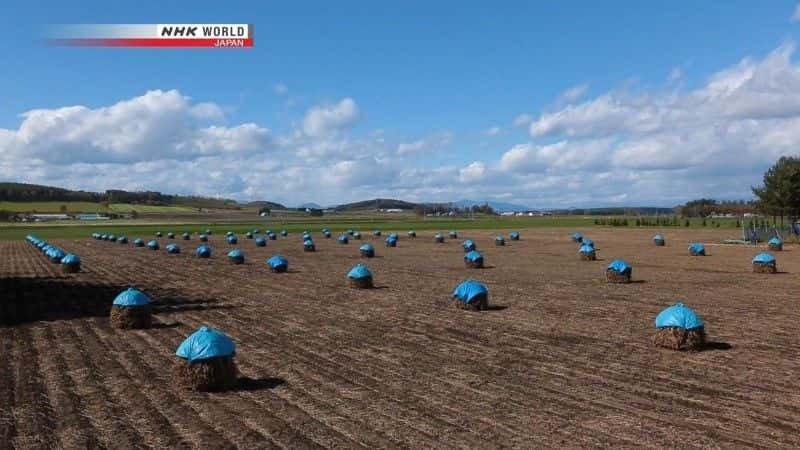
left=1, top=228, right=799, bottom=449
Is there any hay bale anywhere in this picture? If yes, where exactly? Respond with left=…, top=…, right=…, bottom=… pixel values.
left=753, top=262, right=777, bottom=273
left=653, top=327, right=706, bottom=351
left=171, top=356, right=238, bottom=392
left=606, top=269, right=631, bottom=283
left=580, top=251, right=596, bottom=261
left=109, top=305, right=152, bottom=329
left=452, top=293, right=488, bottom=311
left=61, top=263, right=80, bottom=274
left=348, top=276, right=373, bottom=289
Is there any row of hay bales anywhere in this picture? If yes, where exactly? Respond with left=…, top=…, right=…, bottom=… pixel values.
left=26, top=235, right=81, bottom=273
left=572, top=232, right=781, bottom=275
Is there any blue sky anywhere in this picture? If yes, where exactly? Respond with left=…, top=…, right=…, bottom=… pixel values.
left=2, top=1, right=800, bottom=207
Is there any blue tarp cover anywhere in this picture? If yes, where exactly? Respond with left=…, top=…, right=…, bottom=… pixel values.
left=227, top=236, right=238, bottom=244
left=462, top=240, right=476, bottom=250
left=113, top=287, right=150, bottom=307
left=196, top=245, right=212, bottom=257
left=607, top=259, right=632, bottom=274
left=166, top=244, right=180, bottom=254
left=118, top=236, right=128, bottom=243
left=353, top=232, right=361, bottom=238
left=246, top=232, right=253, bottom=238
left=689, top=243, right=705, bottom=254
left=360, top=243, right=374, bottom=252
left=303, top=239, right=315, bottom=247
left=389, top=233, right=398, bottom=239
left=572, top=232, right=583, bottom=242
left=435, top=233, right=444, bottom=239
left=768, top=237, right=782, bottom=246
left=510, top=232, right=520, bottom=239
left=228, top=249, right=244, bottom=259
left=452, top=280, right=488, bottom=304
left=348, top=264, right=372, bottom=279
left=281, top=230, right=288, bottom=236
left=655, top=302, right=704, bottom=330
left=176, top=326, right=235, bottom=362
left=582, top=239, right=594, bottom=248
left=302, top=233, right=311, bottom=240
left=255, top=237, right=267, bottom=246
left=653, top=234, right=665, bottom=241
left=579, top=244, right=595, bottom=254
left=495, top=236, right=505, bottom=242
left=267, top=255, right=288, bottom=269
left=147, top=240, right=159, bottom=249
left=338, top=235, right=349, bottom=243
left=61, top=254, right=80, bottom=265
left=753, top=252, right=776, bottom=264
left=464, top=250, right=483, bottom=262
left=226, top=231, right=234, bottom=237
left=134, top=238, right=145, bottom=246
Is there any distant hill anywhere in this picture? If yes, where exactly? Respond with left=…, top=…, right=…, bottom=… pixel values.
left=245, top=200, right=287, bottom=210
left=298, top=202, right=323, bottom=210
left=453, top=199, right=533, bottom=213
left=334, top=198, right=418, bottom=211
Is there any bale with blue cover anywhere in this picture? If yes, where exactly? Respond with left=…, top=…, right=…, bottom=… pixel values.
left=147, top=240, right=159, bottom=251
left=689, top=243, right=705, bottom=256
left=435, top=233, right=445, bottom=243
left=281, top=230, right=288, bottom=237
left=245, top=231, right=253, bottom=239
left=172, top=326, right=238, bottom=392
left=408, top=230, right=416, bottom=238
left=199, top=234, right=208, bottom=242
left=182, top=232, right=191, bottom=240
left=267, top=255, right=289, bottom=273
left=653, top=303, right=705, bottom=351
left=323, top=231, right=332, bottom=238
left=255, top=236, right=267, bottom=247
left=464, top=250, right=484, bottom=269
left=579, top=243, right=596, bottom=261
left=606, top=259, right=632, bottom=283
left=156, top=232, right=162, bottom=238
left=572, top=232, right=583, bottom=243
left=167, top=232, right=175, bottom=239
left=118, top=236, right=128, bottom=244
left=110, top=287, right=152, bottom=329
left=227, top=235, right=238, bottom=245
left=347, top=264, right=373, bottom=289
left=60, top=254, right=81, bottom=273
left=653, top=234, right=665, bottom=246
left=495, top=236, right=505, bottom=246
left=360, top=243, right=375, bottom=258
left=768, top=237, right=783, bottom=251
left=449, top=230, right=458, bottom=239
left=582, top=239, right=595, bottom=249
left=452, top=280, right=488, bottom=311
left=338, top=235, right=349, bottom=245
left=196, top=245, right=212, bottom=259
left=373, top=230, right=381, bottom=237
left=385, top=236, right=397, bottom=247
left=268, top=232, right=277, bottom=240
left=752, top=252, right=777, bottom=274
left=228, top=249, right=244, bottom=264
left=352, top=232, right=361, bottom=240
left=134, top=238, right=145, bottom=247
left=510, top=232, right=520, bottom=241
left=303, top=239, right=316, bottom=252
left=108, top=235, right=117, bottom=243
left=166, top=243, right=181, bottom=254
left=462, top=240, right=476, bottom=252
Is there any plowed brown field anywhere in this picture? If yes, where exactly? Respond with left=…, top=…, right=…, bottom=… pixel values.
left=2, top=228, right=799, bottom=449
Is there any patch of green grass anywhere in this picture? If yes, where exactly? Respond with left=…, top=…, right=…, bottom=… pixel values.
left=108, top=203, right=196, bottom=213
left=0, top=201, right=109, bottom=213
left=0, top=215, right=743, bottom=240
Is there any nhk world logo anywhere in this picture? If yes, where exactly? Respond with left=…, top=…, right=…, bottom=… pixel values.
left=47, top=24, right=253, bottom=48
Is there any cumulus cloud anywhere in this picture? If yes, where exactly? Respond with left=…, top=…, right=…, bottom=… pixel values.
left=486, top=126, right=501, bottom=136
left=512, top=114, right=533, bottom=127
left=559, top=83, right=589, bottom=102
left=0, top=89, right=269, bottom=164
left=396, top=132, right=451, bottom=155
left=302, top=98, right=359, bottom=137
left=459, top=161, right=486, bottom=183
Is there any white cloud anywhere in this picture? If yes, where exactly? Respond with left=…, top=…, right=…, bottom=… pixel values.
left=486, top=126, right=501, bottom=136
left=459, top=161, right=486, bottom=183
left=396, top=133, right=451, bottom=155
left=302, top=98, right=359, bottom=137
left=559, top=83, right=589, bottom=102
left=513, top=114, right=533, bottom=127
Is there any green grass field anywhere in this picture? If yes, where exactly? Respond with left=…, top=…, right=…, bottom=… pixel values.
left=0, top=215, right=743, bottom=240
